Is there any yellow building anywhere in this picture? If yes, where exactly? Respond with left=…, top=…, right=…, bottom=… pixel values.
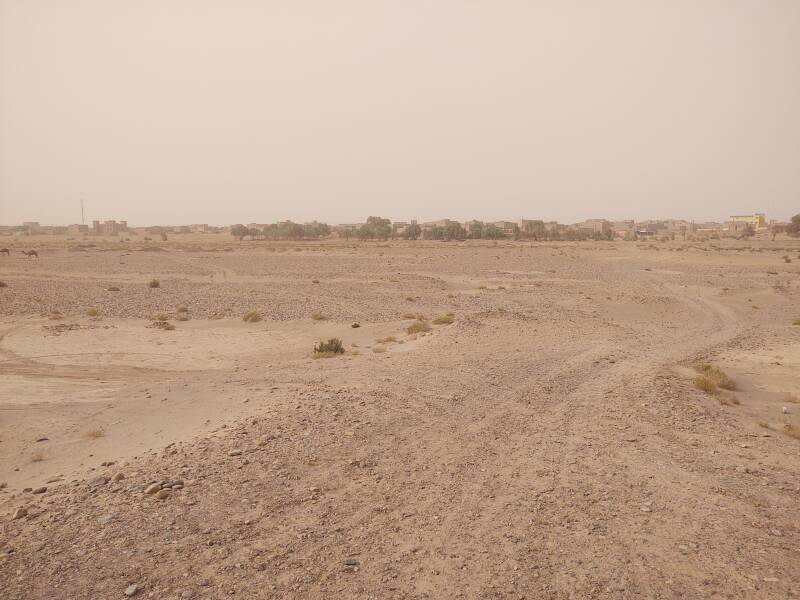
left=729, top=213, right=766, bottom=229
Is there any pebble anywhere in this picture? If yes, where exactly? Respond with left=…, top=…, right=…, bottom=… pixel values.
left=228, top=449, right=242, bottom=456
left=181, top=591, right=194, bottom=599
left=144, top=483, right=161, bottom=495
left=640, top=506, right=652, bottom=513
left=112, top=473, right=125, bottom=482
left=33, top=486, right=47, bottom=494
left=125, top=583, right=138, bottom=596
left=12, top=507, right=27, bottom=520
left=344, top=559, right=359, bottom=566
left=156, top=489, right=171, bottom=500
left=88, top=475, right=110, bottom=487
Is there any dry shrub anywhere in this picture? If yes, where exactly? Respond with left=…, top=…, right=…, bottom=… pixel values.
left=784, top=393, right=800, bottom=404
left=176, top=315, right=189, bottom=321
left=375, top=336, right=397, bottom=344
left=694, top=363, right=735, bottom=390
left=311, top=312, right=326, bottom=321
left=793, top=319, right=800, bottom=326
left=783, top=424, right=800, bottom=440
left=31, top=452, right=45, bottom=463
left=148, top=279, right=160, bottom=288
left=86, top=308, right=99, bottom=317
left=84, top=429, right=105, bottom=440
left=405, top=295, right=415, bottom=302
left=242, top=310, right=262, bottom=323
left=372, top=346, right=387, bottom=353
left=312, top=279, right=320, bottom=284
left=313, top=338, right=345, bottom=357
left=406, top=321, right=431, bottom=335
left=176, top=306, right=189, bottom=313
left=107, top=286, right=120, bottom=291
left=694, top=375, right=717, bottom=394
left=0, top=281, right=7, bottom=288
left=402, top=312, right=424, bottom=320
left=155, top=314, right=168, bottom=322
left=432, top=313, right=454, bottom=325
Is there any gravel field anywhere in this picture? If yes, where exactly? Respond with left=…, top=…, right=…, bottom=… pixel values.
left=1, top=239, right=800, bottom=599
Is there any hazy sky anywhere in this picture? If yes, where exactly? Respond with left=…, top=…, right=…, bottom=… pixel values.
left=1, top=1, right=798, bottom=226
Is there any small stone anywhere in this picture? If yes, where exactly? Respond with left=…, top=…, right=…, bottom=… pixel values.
left=181, top=591, right=194, bottom=599
left=144, top=483, right=161, bottom=495
left=125, top=583, right=138, bottom=596
left=197, top=579, right=210, bottom=587
left=156, top=489, right=171, bottom=500
left=769, top=528, right=783, bottom=537
left=112, top=473, right=125, bottom=482
left=228, top=449, right=242, bottom=457
left=351, top=323, right=361, bottom=328
left=89, top=475, right=110, bottom=487
left=640, top=506, right=652, bottom=513
left=32, top=486, right=47, bottom=494
left=344, top=559, right=359, bottom=566
left=12, top=507, right=27, bottom=520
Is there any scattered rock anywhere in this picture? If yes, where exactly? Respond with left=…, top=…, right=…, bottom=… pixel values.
left=124, top=583, right=139, bottom=596
left=181, top=591, right=194, bottom=599
left=88, top=475, right=110, bottom=487
left=640, top=506, right=652, bottom=513
left=12, top=507, right=27, bottom=520
left=112, top=473, right=125, bottom=482
left=156, top=488, right=171, bottom=500
left=32, top=486, right=47, bottom=494
left=144, top=483, right=161, bottom=495
left=344, top=559, right=359, bottom=566
left=35, top=437, right=49, bottom=442
left=228, top=449, right=242, bottom=457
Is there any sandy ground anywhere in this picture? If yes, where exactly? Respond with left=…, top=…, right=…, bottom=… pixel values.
left=1, top=239, right=799, bottom=599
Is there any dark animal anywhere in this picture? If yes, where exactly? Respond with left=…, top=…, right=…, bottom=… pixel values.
left=21, top=250, right=38, bottom=259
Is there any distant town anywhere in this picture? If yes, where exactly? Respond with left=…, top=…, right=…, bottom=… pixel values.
left=2, top=212, right=798, bottom=242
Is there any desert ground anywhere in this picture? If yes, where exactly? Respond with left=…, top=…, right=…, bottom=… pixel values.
left=1, top=237, right=799, bottom=599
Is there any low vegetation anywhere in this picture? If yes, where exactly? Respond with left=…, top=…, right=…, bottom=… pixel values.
left=784, top=393, right=799, bottom=404
left=176, top=306, right=189, bottom=313
left=86, top=308, right=99, bottom=317
left=405, top=295, right=415, bottom=302
left=107, top=286, right=120, bottom=292
left=376, top=336, right=397, bottom=344
left=313, top=338, right=345, bottom=358
left=793, top=319, right=800, bottom=326
left=149, top=279, right=160, bottom=288
left=693, top=363, right=736, bottom=390
left=406, top=320, right=431, bottom=335
left=372, top=346, right=387, bottom=353
left=432, top=313, right=454, bottom=325
left=155, top=314, right=168, bottom=322
left=402, top=312, right=424, bottom=320
left=311, top=312, right=326, bottom=321
left=242, top=310, right=262, bottom=323
left=783, top=424, right=800, bottom=440
left=31, top=452, right=45, bottom=463
left=0, top=281, right=6, bottom=288
left=84, top=428, right=105, bottom=440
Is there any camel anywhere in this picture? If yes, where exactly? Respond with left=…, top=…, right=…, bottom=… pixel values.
left=0, top=248, right=9, bottom=256
left=21, top=250, right=38, bottom=259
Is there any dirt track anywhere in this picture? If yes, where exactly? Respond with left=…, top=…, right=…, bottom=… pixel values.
left=1, top=240, right=799, bottom=598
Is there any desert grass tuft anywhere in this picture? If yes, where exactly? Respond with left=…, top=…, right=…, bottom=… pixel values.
left=176, top=306, right=189, bottom=313
left=86, top=308, right=99, bottom=317
left=783, top=424, right=800, bottom=440
left=148, top=279, right=160, bottom=288
left=311, top=312, right=326, bottom=321
left=784, top=393, right=800, bottom=404
left=372, top=346, right=387, bottom=353
left=375, top=336, right=397, bottom=344
left=693, top=363, right=735, bottom=390
left=242, top=310, right=262, bottom=323
left=404, top=295, right=415, bottom=302
left=84, top=429, right=105, bottom=440
left=793, top=319, right=800, bottom=326
left=693, top=375, right=718, bottom=394
left=31, top=452, right=45, bottom=463
left=406, top=321, right=431, bottom=335
left=313, top=338, right=345, bottom=358
left=432, top=313, right=454, bottom=325
left=0, top=281, right=7, bottom=288
left=155, top=314, right=168, bottom=322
